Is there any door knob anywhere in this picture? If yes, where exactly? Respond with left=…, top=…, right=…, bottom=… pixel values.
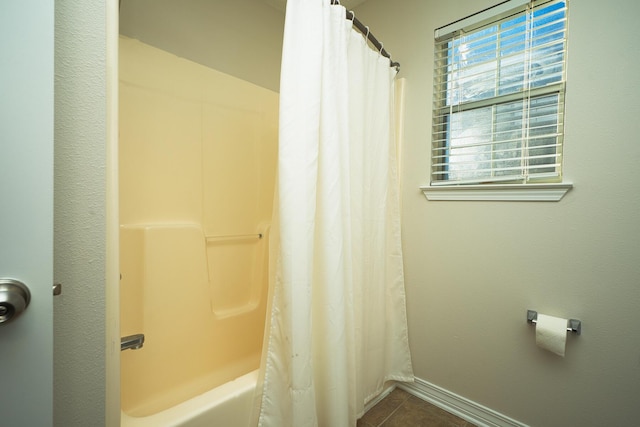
left=0, top=278, right=31, bottom=325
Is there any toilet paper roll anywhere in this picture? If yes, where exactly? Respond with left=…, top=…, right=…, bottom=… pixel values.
left=535, top=314, right=567, bottom=357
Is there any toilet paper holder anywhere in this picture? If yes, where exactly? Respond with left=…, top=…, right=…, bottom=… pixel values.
left=527, top=310, right=581, bottom=335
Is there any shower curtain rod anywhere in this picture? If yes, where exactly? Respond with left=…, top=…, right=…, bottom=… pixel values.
left=330, top=0, right=400, bottom=70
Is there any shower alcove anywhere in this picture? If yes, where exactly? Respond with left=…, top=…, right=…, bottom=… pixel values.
left=118, top=35, right=278, bottom=421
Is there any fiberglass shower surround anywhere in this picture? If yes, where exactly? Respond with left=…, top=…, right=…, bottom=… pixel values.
left=118, top=35, right=278, bottom=423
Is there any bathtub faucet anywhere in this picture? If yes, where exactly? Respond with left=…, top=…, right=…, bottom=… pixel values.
left=121, top=333, right=145, bottom=351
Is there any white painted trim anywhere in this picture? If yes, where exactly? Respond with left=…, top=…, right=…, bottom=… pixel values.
left=435, top=0, right=530, bottom=40
left=105, top=0, right=120, bottom=425
left=398, top=377, right=529, bottom=427
left=421, top=183, right=573, bottom=201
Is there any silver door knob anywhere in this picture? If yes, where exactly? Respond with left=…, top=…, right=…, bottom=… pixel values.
left=0, top=278, right=31, bottom=325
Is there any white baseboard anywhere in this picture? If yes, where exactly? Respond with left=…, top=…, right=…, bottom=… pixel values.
left=398, top=377, right=528, bottom=427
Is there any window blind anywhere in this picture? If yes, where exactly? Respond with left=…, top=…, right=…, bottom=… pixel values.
left=431, top=0, right=568, bottom=185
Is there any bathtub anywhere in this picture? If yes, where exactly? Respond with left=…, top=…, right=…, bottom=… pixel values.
left=120, top=223, right=268, bottom=426
left=121, top=369, right=258, bottom=427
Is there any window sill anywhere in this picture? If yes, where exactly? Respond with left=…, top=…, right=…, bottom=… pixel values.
left=420, top=183, right=573, bottom=201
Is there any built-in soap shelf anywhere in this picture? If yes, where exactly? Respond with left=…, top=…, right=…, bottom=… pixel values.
left=205, top=233, right=263, bottom=242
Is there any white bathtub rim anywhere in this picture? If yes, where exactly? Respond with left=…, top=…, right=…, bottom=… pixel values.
left=121, top=369, right=258, bottom=427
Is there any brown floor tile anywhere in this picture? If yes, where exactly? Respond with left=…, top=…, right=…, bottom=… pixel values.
left=358, top=388, right=411, bottom=426
left=383, top=396, right=447, bottom=427
left=358, top=388, right=473, bottom=427
left=357, top=418, right=374, bottom=427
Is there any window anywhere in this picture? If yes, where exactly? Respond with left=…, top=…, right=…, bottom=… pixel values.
left=430, top=0, right=568, bottom=187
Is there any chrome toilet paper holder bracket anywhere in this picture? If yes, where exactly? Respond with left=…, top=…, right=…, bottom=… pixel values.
left=527, top=310, right=581, bottom=335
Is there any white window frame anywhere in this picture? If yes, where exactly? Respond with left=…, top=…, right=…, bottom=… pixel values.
left=422, top=0, right=572, bottom=201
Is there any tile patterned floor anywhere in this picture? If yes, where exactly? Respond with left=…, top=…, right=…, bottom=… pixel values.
left=357, top=388, right=476, bottom=427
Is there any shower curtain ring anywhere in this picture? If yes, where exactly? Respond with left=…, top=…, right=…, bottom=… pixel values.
left=379, top=43, right=384, bottom=54
left=365, top=26, right=370, bottom=40
left=349, top=10, right=355, bottom=21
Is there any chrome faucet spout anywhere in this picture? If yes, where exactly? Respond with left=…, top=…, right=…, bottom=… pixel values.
left=121, top=333, right=145, bottom=351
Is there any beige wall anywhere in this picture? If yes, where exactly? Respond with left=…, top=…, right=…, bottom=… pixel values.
left=119, top=0, right=285, bottom=92
left=355, top=0, right=640, bottom=425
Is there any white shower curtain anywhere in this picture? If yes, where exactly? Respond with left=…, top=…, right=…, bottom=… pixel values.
left=255, top=1, right=413, bottom=426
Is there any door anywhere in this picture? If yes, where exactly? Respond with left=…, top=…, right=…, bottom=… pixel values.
left=0, top=1, right=54, bottom=426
